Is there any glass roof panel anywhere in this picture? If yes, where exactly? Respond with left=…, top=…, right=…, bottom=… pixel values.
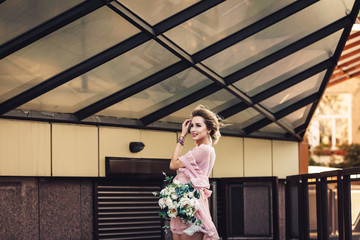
left=222, top=107, right=263, bottom=134
left=0, top=0, right=357, bottom=141
left=281, top=104, right=312, bottom=129
left=97, top=68, right=212, bottom=119
left=260, top=70, right=326, bottom=113
left=159, top=89, right=241, bottom=124
left=251, top=123, right=287, bottom=137
left=118, top=0, right=200, bottom=25
left=164, top=0, right=295, bottom=54
left=202, top=0, right=354, bottom=77
left=0, top=7, right=140, bottom=104
left=233, top=30, right=343, bottom=96
left=19, top=40, right=179, bottom=113
left=0, top=0, right=83, bottom=44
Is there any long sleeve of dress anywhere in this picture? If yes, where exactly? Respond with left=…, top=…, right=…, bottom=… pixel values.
left=177, top=144, right=213, bottom=189
left=170, top=144, right=220, bottom=240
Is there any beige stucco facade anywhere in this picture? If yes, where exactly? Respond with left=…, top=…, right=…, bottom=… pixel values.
left=0, top=119, right=299, bottom=179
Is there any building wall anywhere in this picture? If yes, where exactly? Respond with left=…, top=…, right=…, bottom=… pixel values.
left=0, top=119, right=299, bottom=179
left=325, top=77, right=360, bottom=144
left=0, top=177, right=93, bottom=240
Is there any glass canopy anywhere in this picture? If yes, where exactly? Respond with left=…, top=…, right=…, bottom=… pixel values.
left=0, top=0, right=359, bottom=141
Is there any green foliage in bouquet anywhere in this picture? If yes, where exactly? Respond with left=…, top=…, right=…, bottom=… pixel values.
left=153, top=172, right=202, bottom=229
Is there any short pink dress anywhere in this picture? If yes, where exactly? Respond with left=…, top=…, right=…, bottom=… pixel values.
left=170, top=144, right=220, bottom=240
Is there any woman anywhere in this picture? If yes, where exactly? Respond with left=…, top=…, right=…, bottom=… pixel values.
left=169, top=105, right=221, bottom=240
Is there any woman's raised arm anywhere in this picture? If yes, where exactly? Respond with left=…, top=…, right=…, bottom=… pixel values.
left=169, top=119, right=191, bottom=170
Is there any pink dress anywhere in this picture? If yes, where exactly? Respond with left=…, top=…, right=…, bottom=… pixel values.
left=170, top=144, right=220, bottom=240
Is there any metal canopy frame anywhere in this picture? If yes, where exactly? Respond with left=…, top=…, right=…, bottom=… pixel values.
left=1, top=0, right=360, bottom=142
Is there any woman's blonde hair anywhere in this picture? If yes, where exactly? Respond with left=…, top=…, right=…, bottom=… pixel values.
left=190, top=105, right=223, bottom=145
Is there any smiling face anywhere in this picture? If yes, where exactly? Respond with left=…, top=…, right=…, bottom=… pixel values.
left=190, top=116, right=210, bottom=145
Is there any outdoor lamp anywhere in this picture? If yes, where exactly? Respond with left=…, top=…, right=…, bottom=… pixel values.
left=129, top=142, right=145, bottom=153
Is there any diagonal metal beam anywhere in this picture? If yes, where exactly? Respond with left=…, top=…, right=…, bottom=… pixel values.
left=274, top=93, right=319, bottom=120
left=192, top=0, right=318, bottom=63
left=0, top=0, right=104, bottom=60
left=110, top=0, right=302, bottom=130
left=242, top=118, right=273, bottom=135
left=110, top=0, right=225, bottom=36
left=225, top=16, right=353, bottom=85
left=188, top=3, right=351, bottom=139
left=153, top=0, right=225, bottom=35
left=252, top=58, right=333, bottom=104
left=108, top=1, right=155, bottom=35
left=243, top=93, right=319, bottom=136
left=0, top=32, right=151, bottom=116
left=294, top=123, right=309, bottom=135
left=215, top=58, right=333, bottom=136
left=74, top=60, right=191, bottom=120
left=140, top=83, right=222, bottom=126
left=218, top=102, right=249, bottom=119
left=74, top=1, right=227, bottom=122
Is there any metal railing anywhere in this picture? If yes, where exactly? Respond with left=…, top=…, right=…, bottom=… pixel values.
left=285, top=167, right=360, bottom=240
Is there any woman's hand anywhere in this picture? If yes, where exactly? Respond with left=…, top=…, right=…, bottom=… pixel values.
left=181, top=119, right=191, bottom=137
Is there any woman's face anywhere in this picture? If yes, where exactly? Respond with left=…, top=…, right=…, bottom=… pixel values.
left=190, top=116, right=210, bottom=144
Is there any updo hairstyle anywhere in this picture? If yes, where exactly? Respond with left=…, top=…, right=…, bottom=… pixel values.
left=190, top=105, right=223, bottom=145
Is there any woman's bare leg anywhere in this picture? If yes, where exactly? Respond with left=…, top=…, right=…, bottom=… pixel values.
left=180, top=232, right=204, bottom=240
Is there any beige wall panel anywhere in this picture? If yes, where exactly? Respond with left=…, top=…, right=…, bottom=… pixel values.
left=141, top=130, right=176, bottom=159
left=213, top=136, right=243, bottom=178
left=99, top=127, right=141, bottom=177
left=244, top=138, right=272, bottom=177
left=0, top=119, right=51, bottom=176
left=273, top=140, right=299, bottom=178
left=52, top=124, right=98, bottom=177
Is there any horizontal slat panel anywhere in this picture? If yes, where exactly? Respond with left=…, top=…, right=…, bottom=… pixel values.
left=99, top=225, right=160, bottom=231
left=99, top=235, right=161, bottom=240
left=98, top=201, right=157, bottom=206
left=99, top=221, right=160, bottom=226
left=99, top=202, right=154, bottom=210
left=99, top=216, right=157, bottom=221
left=98, top=196, right=157, bottom=200
left=98, top=230, right=161, bottom=237
left=98, top=185, right=159, bottom=190
left=98, top=190, right=157, bottom=194
left=99, top=210, right=159, bottom=216
left=95, top=182, right=162, bottom=240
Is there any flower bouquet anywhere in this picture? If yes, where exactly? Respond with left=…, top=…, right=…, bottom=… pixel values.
left=153, top=172, right=202, bottom=235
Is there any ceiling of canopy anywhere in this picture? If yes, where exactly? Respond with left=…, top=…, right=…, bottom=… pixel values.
left=0, top=0, right=359, bottom=141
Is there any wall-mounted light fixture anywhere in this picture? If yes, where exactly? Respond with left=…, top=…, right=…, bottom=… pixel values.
left=129, top=142, right=145, bottom=153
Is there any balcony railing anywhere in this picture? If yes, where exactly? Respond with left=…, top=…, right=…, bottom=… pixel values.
left=286, top=167, right=360, bottom=240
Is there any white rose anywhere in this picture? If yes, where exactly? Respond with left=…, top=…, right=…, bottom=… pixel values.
left=165, top=197, right=176, bottom=209
left=184, top=207, right=193, bottom=216
left=160, top=188, right=168, bottom=196
left=168, top=186, right=176, bottom=193
left=158, top=198, right=166, bottom=209
left=188, top=191, right=194, bottom=198
left=171, top=192, right=178, bottom=200
left=179, top=197, right=191, bottom=208
left=168, top=207, right=178, bottom=218
left=173, top=179, right=181, bottom=185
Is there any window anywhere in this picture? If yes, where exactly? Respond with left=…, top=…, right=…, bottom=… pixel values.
left=308, top=94, right=352, bottom=149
